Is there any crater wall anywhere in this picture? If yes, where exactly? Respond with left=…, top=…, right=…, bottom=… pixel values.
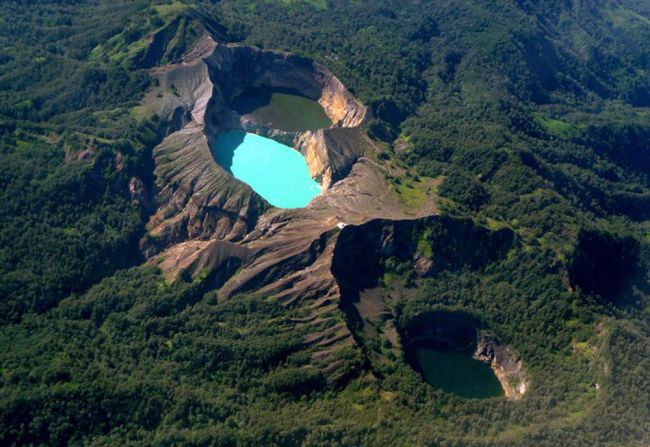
left=142, top=35, right=368, bottom=256
left=400, top=310, right=529, bottom=400
left=331, top=216, right=528, bottom=399
left=204, top=43, right=367, bottom=130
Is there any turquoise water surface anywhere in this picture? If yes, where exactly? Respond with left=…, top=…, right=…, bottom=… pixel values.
left=213, top=132, right=321, bottom=208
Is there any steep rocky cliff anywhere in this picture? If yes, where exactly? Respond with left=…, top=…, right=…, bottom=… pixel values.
left=474, top=334, right=529, bottom=400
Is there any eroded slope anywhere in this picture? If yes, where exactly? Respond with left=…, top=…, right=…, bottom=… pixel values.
left=137, top=35, right=439, bottom=380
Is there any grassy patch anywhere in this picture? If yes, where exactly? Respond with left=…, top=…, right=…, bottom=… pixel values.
left=153, top=1, right=191, bottom=20
left=392, top=174, right=439, bottom=213
left=278, top=0, right=328, bottom=10
left=394, top=182, right=427, bottom=208
left=534, top=114, right=580, bottom=138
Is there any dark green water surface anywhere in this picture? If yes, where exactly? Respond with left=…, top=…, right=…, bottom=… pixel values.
left=232, top=86, right=332, bottom=132
left=412, top=348, right=504, bottom=399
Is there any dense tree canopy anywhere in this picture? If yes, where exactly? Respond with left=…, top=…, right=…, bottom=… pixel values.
left=0, top=0, right=648, bottom=445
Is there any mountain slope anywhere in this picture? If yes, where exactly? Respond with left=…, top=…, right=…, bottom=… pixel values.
left=0, top=1, right=648, bottom=446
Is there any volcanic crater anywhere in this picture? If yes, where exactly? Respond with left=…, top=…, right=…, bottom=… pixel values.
left=136, top=34, right=522, bottom=386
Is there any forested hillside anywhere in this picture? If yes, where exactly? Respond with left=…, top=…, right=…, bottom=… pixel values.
left=0, top=1, right=648, bottom=446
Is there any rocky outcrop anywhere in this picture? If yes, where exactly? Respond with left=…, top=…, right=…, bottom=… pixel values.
left=315, top=68, right=367, bottom=127
left=474, top=334, right=529, bottom=400
left=296, top=128, right=372, bottom=188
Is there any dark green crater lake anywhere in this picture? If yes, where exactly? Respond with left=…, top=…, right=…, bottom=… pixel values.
left=232, top=86, right=332, bottom=132
left=408, top=347, right=504, bottom=399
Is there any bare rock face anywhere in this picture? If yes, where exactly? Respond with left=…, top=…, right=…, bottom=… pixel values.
left=413, top=254, right=435, bottom=276
left=296, top=128, right=372, bottom=189
left=316, top=68, right=367, bottom=127
left=139, top=34, right=437, bottom=382
left=474, top=335, right=529, bottom=400
left=141, top=124, right=267, bottom=257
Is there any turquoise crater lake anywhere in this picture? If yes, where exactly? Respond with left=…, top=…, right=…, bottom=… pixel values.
left=213, top=132, right=322, bottom=208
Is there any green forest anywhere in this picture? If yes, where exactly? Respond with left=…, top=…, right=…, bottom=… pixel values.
left=0, top=0, right=649, bottom=445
